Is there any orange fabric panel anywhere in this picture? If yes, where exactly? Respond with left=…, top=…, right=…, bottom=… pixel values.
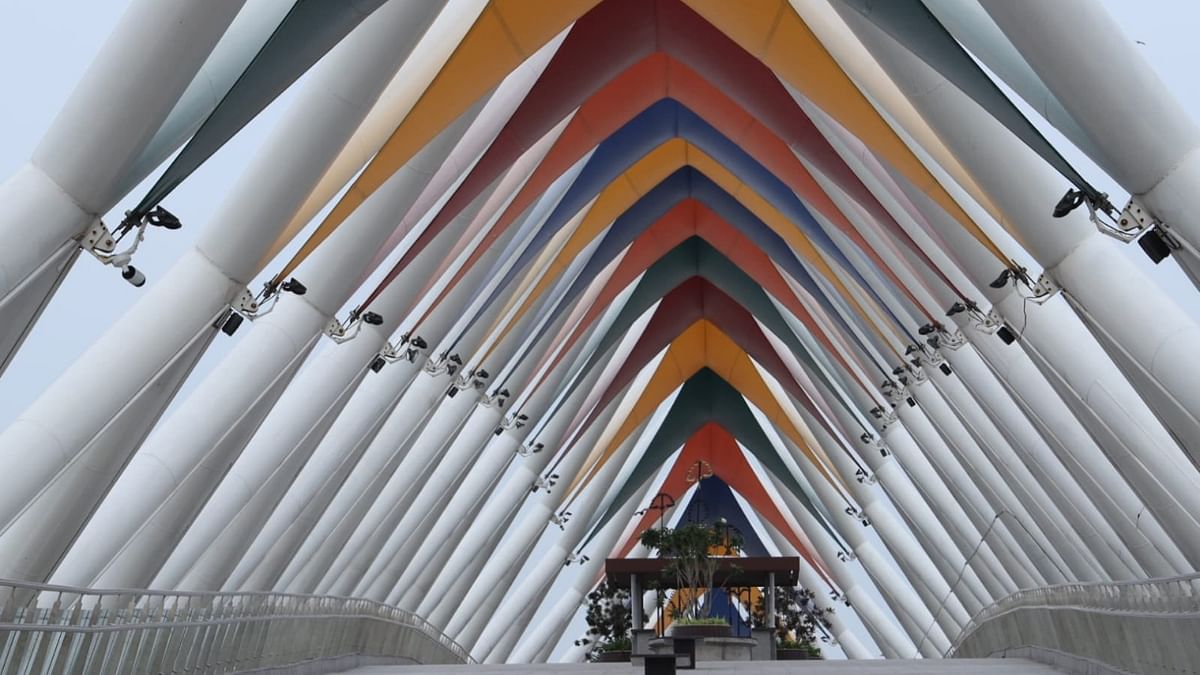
left=274, top=0, right=599, bottom=283
left=531, top=197, right=871, bottom=403
left=520, top=141, right=899, bottom=378
left=681, top=0, right=1011, bottom=265
left=569, top=321, right=843, bottom=500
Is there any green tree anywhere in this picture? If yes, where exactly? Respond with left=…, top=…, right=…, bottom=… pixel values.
left=574, top=580, right=632, bottom=661
left=753, top=586, right=833, bottom=657
left=639, top=519, right=742, bottom=621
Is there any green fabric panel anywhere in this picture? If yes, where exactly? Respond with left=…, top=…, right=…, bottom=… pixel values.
left=596, top=238, right=819, bottom=376
left=131, top=0, right=385, bottom=217
left=839, top=0, right=1101, bottom=201
left=584, top=368, right=845, bottom=551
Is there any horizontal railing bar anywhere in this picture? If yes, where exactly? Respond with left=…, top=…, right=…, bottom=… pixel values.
left=950, top=572, right=1200, bottom=655
left=0, top=577, right=475, bottom=667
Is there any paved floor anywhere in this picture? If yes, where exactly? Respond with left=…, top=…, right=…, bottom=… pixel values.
left=344, top=659, right=1064, bottom=674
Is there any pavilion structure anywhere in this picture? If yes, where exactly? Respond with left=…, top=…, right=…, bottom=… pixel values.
left=0, top=0, right=1199, bottom=673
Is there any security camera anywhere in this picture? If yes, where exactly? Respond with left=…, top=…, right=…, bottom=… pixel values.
left=121, top=265, right=146, bottom=287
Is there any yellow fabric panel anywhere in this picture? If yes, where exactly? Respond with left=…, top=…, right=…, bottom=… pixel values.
left=683, top=0, right=1011, bottom=265
left=569, top=320, right=845, bottom=499
left=480, top=140, right=690, bottom=356
left=485, top=139, right=898, bottom=360
left=274, top=0, right=598, bottom=284
left=703, top=324, right=844, bottom=492
left=567, top=323, right=707, bottom=498
left=686, top=150, right=900, bottom=358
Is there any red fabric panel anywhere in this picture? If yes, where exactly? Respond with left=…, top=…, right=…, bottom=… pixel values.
left=543, top=201, right=855, bottom=386
left=610, top=421, right=824, bottom=577
left=361, top=0, right=960, bottom=315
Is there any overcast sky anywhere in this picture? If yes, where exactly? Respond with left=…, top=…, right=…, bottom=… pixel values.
left=2, top=0, right=1199, bottom=658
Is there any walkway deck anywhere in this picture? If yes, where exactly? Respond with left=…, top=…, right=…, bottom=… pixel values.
left=343, top=659, right=1064, bottom=674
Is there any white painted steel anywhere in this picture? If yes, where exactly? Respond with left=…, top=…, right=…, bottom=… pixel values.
left=766, top=473, right=918, bottom=659
left=0, top=0, right=441, bottom=583
left=0, top=0, right=244, bottom=325
left=982, top=0, right=1200, bottom=262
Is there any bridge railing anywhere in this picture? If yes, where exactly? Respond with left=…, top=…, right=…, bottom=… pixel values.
left=0, top=577, right=472, bottom=674
left=950, top=572, right=1200, bottom=674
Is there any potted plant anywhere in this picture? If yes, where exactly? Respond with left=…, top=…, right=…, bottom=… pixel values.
left=639, top=519, right=743, bottom=639
left=575, top=580, right=633, bottom=662
left=753, top=586, right=833, bottom=659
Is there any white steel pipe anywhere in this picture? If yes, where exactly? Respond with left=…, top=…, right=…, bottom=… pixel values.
left=0, top=0, right=439, bottom=582
left=0, top=0, right=245, bottom=339
left=981, top=0, right=1200, bottom=259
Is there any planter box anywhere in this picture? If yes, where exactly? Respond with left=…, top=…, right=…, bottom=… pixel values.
left=777, top=648, right=820, bottom=660
left=666, top=623, right=732, bottom=639
left=595, top=650, right=632, bottom=662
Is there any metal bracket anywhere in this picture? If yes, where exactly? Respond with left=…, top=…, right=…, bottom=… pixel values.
left=908, top=365, right=928, bottom=384
left=531, top=475, right=553, bottom=494
left=937, top=329, right=968, bottom=350
left=516, top=441, right=544, bottom=457
left=323, top=318, right=356, bottom=343
left=80, top=219, right=116, bottom=256
left=378, top=333, right=427, bottom=365
left=1072, top=194, right=1148, bottom=243
left=1023, top=271, right=1061, bottom=303
left=232, top=288, right=260, bottom=316
left=969, top=308, right=1004, bottom=335
left=1116, top=197, right=1156, bottom=239
left=501, top=411, right=529, bottom=431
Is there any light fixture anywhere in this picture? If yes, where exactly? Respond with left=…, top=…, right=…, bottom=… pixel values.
left=361, top=311, right=383, bottom=326
left=281, top=277, right=307, bottom=296
left=145, top=205, right=182, bottom=230
left=946, top=302, right=966, bottom=316
left=1052, top=188, right=1085, bottom=218
left=989, top=269, right=1013, bottom=289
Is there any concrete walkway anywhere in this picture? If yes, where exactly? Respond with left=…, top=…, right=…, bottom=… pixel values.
left=342, top=659, right=1065, bottom=674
